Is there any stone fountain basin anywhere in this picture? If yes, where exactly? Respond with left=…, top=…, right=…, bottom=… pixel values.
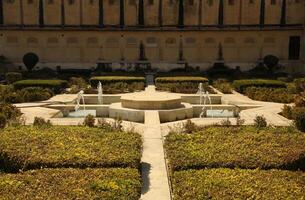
left=121, top=92, right=183, bottom=110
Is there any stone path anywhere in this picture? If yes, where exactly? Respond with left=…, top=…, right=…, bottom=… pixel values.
left=141, top=111, right=171, bottom=200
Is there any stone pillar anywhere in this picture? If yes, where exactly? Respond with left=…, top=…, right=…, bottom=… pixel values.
left=218, top=0, right=224, bottom=26
left=61, top=0, right=65, bottom=26
left=80, top=0, right=83, bottom=25
left=260, top=0, right=265, bottom=27
left=198, top=0, right=202, bottom=26
left=120, top=0, right=124, bottom=27
left=280, top=0, right=286, bottom=26
left=99, top=0, right=103, bottom=27
left=158, top=0, right=162, bottom=26
left=39, top=0, right=44, bottom=27
left=0, top=0, right=4, bottom=25
left=178, top=0, right=184, bottom=27
left=138, top=0, right=144, bottom=25
left=20, top=0, right=24, bottom=26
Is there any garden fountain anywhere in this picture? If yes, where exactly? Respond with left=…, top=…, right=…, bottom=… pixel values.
left=98, top=82, right=103, bottom=105
left=75, top=90, right=85, bottom=112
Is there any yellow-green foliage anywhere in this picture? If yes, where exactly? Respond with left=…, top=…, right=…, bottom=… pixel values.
left=0, top=126, right=142, bottom=171
left=0, top=168, right=141, bottom=200
left=172, top=168, right=305, bottom=200
left=90, top=76, right=145, bottom=94
left=155, top=77, right=210, bottom=94
left=165, top=126, right=305, bottom=171
left=232, top=79, right=286, bottom=93
left=245, top=87, right=295, bottom=103
left=13, top=79, right=67, bottom=93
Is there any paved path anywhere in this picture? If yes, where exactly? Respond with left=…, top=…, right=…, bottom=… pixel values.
left=141, top=111, right=171, bottom=200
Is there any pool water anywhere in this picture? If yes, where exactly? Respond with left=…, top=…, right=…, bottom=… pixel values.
left=68, top=110, right=97, bottom=118
left=206, top=110, right=234, bottom=118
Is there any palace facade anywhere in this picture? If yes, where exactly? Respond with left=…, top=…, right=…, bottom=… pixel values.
left=0, top=0, right=304, bottom=72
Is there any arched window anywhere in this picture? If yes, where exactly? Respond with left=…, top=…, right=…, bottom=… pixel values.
left=205, top=37, right=216, bottom=44
left=264, top=37, right=275, bottom=44
left=6, top=36, right=18, bottom=44
left=105, top=37, right=119, bottom=48
left=165, top=38, right=177, bottom=46
left=146, top=37, right=158, bottom=47
left=126, top=37, right=138, bottom=47
left=244, top=37, right=255, bottom=44
left=224, top=37, right=235, bottom=44
left=185, top=37, right=196, bottom=46
left=27, top=37, right=38, bottom=44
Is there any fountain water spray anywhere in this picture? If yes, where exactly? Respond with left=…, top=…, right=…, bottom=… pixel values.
left=198, top=83, right=204, bottom=105
left=75, top=90, right=86, bottom=112
left=198, top=82, right=213, bottom=118
left=98, top=81, right=103, bottom=105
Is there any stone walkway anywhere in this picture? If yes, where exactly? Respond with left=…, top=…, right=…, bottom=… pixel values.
left=141, top=111, right=171, bottom=200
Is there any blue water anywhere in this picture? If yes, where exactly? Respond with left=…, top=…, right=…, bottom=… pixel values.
left=206, top=110, right=234, bottom=118
left=68, top=110, right=96, bottom=118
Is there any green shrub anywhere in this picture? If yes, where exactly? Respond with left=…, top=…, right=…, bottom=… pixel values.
left=244, top=87, right=294, bottom=103
left=13, top=79, right=67, bottom=93
left=20, top=87, right=53, bottom=102
left=83, top=114, right=95, bottom=127
left=90, top=76, right=145, bottom=94
left=0, top=104, right=22, bottom=126
left=0, top=168, right=141, bottom=200
left=164, top=126, right=305, bottom=171
left=0, top=126, right=142, bottom=172
left=172, top=168, right=305, bottom=200
left=5, top=72, right=22, bottom=84
left=294, top=78, right=305, bottom=93
left=155, top=77, right=212, bottom=94
left=294, top=110, right=305, bottom=132
left=33, top=117, right=52, bottom=127
left=254, top=115, right=267, bottom=128
left=0, top=114, right=7, bottom=129
left=213, top=79, right=232, bottom=94
left=232, top=79, right=286, bottom=93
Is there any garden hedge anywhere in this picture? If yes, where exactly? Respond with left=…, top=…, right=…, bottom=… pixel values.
left=172, top=168, right=305, bottom=200
left=232, top=79, right=286, bottom=93
left=13, top=79, right=67, bottom=93
left=90, top=76, right=145, bottom=93
left=0, top=126, right=142, bottom=172
left=0, top=168, right=141, bottom=200
left=155, top=77, right=210, bottom=94
left=165, top=126, right=305, bottom=171
left=90, top=76, right=145, bottom=87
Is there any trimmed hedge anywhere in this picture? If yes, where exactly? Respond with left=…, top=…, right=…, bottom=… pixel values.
left=155, top=77, right=210, bottom=94
left=244, top=87, right=295, bottom=103
left=232, top=79, right=286, bottom=93
left=165, top=126, right=305, bottom=171
left=172, top=168, right=305, bottom=200
left=90, top=76, right=145, bottom=86
left=0, top=126, right=142, bottom=172
left=90, top=76, right=145, bottom=94
left=13, top=79, right=67, bottom=93
left=0, top=168, right=141, bottom=199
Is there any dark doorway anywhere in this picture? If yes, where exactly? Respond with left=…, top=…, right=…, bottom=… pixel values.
left=289, top=36, right=300, bottom=60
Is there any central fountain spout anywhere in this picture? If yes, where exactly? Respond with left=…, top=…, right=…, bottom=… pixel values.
left=75, top=90, right=86, bottom=112
left=198, top=82, right=213, bottom=118
left=98, top=81, right=103, bottom=105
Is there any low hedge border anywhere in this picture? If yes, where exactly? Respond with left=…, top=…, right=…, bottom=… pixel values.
left=0, top=126, right=142, bottom=172
left=172, top=168, right=305, bottom=200
left=90, top=76, right=145, bottom=87
left=0, top=168, right=141, bottom=199
left=165, top=126, right=305, bottom=171
left=13, top=79, right=67, bottom=93
left=155, top=77, right=210, bottom=94
left=232, top=79, right=286, bottom=93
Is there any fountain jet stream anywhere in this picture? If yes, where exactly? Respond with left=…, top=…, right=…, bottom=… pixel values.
left=75, top=90, right=86, bottom=112
left=98, top=81, right=103, bottom=105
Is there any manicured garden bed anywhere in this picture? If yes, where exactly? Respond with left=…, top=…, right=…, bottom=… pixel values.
left=90, top=76, right=145, bottom=94
left=0, top=126, right=142, bottom=171
left=244, top=87, right=294, bottom=103
left=155, top=77, right=212, bottom=94
left=172, top=168, right=305, bottom=200
left=232, top=79, right=286, bottom=93
left=13, top=79, right=67, bottom=93
left=0, top=168, right=141, bottom=199
left=165, top=126, right=305, bottom=171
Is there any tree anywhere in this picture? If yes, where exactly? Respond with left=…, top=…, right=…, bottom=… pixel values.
left=263, top=55, right=279, bottom=73
left=23, top=53, right=39, bottom=71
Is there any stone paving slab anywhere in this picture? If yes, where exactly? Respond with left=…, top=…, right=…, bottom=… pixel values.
left=20, top=107, right=61, bottom=125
